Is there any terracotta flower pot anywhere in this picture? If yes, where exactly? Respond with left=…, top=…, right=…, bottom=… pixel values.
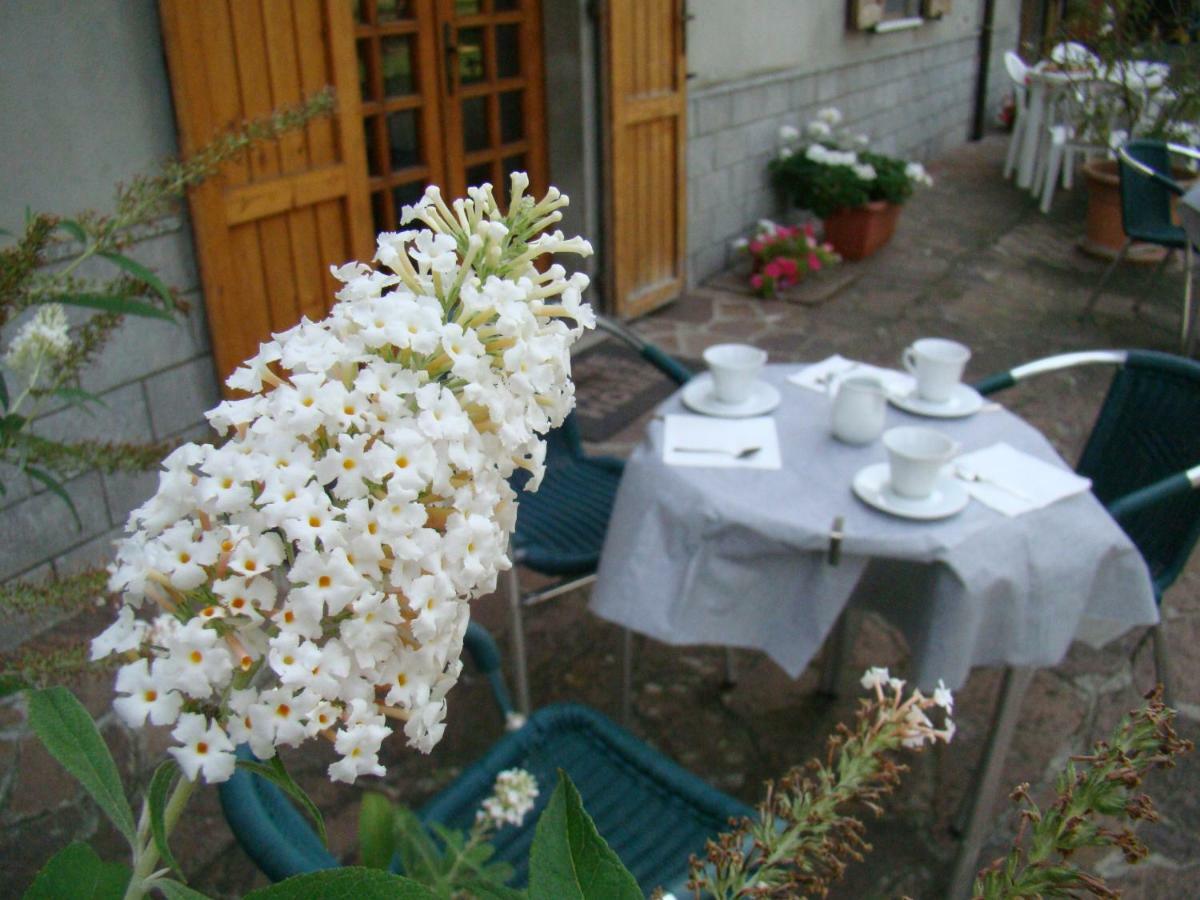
left=822, top=201, right=900, bottom=261
left=1081, top=159, right=1196, bottom=262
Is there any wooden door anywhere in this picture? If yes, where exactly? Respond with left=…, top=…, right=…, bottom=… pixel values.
left=354, top=0, right=548, bottom=231
left=604, top=0, right=688, bottom=319
left=159, top=0, right=374, bottom=384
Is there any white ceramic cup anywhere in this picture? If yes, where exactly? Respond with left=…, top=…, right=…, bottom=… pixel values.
left=901, top=338, right=971, bottom=403
left=831, top=375, right=887, bottom=444
left=703, top=343, right=767, bottom=405
left=882, top=426, right=960, bottom=499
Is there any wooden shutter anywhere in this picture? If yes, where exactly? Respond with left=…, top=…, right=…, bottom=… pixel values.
left=604, top=0, right=687, bottom=319
left=159, top=0, right=374, bottom=386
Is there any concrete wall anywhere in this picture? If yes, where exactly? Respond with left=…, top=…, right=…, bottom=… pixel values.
left=0, top=1, right=218, bottom=585
left=685, top=0, right=1022, bottom=284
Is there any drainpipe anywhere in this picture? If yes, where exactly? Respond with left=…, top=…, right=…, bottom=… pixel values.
left=971, top=0, right=997, bottom=140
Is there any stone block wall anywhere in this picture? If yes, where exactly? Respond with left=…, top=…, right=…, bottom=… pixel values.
left=686, top=21, right=1019, bottom=285
left=0, top=217, right=218, bottom=592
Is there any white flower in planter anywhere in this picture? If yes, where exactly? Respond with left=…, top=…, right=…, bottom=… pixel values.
left=92, top=174, right=594, bottom=784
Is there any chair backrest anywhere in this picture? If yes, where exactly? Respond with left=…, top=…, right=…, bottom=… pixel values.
left=1119, top=139, right=1179, bottom=240
left=1076, top=350, right=1200, bottom=592
left=1004, top=50, right=1028, bottom=92
left=1050, top=40, right=1099, bottom=68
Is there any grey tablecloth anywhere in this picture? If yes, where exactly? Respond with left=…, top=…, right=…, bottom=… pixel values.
left=590, top=365, right=1158, bottom=690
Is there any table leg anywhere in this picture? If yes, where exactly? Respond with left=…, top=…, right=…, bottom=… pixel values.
left=946, top=666, right=1035, bottom=900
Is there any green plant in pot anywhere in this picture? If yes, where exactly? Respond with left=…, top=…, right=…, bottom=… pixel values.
left=1054, top=0, right=1200, bottom=258
left=768, top=108, right=933, bottom=261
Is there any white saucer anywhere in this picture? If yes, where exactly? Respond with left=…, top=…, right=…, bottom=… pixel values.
left=852, top=462, right=970, bottom=521
left=889, top=383, right=984, bottom=419
left=681, top=374, right=781, bottom=418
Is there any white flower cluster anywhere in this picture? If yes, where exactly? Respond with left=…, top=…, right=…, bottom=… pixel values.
left=91, top=173, right=595, bottom=784
left=778, top=107, right=935, bottom=191
left=860, top=666, right=955, bottom=748
left=476, top=767, right=539, bottom=829
left=3, top=302, right=71, bottom=377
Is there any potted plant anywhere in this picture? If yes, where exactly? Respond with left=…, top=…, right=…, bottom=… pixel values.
left=1055, top=0, right=1200, bottom=258
left=769, top=108, right=934, bottom=260
left=732, top=219, right=841, bottom=298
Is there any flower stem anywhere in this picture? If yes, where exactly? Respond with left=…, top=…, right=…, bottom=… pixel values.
left=122, top=774, right=197, bottom=900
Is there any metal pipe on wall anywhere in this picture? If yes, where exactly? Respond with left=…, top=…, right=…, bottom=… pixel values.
left=971, top=0, right=998, bottom=140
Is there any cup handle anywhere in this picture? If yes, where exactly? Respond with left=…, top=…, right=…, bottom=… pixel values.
left=902, top=347, right=917, bottom=375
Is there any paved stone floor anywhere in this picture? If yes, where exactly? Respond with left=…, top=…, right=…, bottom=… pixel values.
left=3, top=135, right=1198, bottom=898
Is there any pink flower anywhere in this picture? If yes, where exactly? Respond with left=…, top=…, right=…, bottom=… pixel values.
left=748, top=239, right=764, bottom=255
left=762, top=258, right=787, bottom=278
left=803, top=222, right=816, bottom=239
left=750, top=273, right=764, bottom=290
left=777, top=257, right=799, bottom=278
left=808, top=254, right=823, bottom=272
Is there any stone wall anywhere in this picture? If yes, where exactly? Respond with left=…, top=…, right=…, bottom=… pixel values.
left=685, top=19, right=1021, bottom=285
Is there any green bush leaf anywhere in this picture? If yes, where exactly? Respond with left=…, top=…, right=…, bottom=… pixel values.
left=150, top=878, right=210, bottom=899
left=27, top=687, right=136, bottom=845
left=0, top=675, right=28, bottom=698
left=236, top=756, right=327, bottom=846
left=463, top=880, right=526, bottom=900
left=26, top=466, right=82, bottom=529
left=0, top=413, right=26, bottom=435
left=393, top=806, right=443, bottom=883
left=148, top=759, right=185, bottom=879
left=22, top=841, right=130, bottom=899
left=358, top=792, right=396, bottom=870
left=55, top=219, right=87, bottom=244
left=98, top=251, right=176, bottom=311
left=53, top=386, right=107, bottom=411
left=57, top=293, right=175, bottom=321
left=528, top=771, right=641, bottom=900
left=244, top=868, right=438, bottom=899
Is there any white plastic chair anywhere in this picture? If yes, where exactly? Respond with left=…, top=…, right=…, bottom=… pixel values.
left=1050, top=41, right=1100, bottom=69
left=1003, top=51, right=1030, bottom=180
left=1039, top=80, right=1122, bottom=213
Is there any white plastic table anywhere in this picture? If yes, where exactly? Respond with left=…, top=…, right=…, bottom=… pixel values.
left=590, top=363, right=1158, bottom=898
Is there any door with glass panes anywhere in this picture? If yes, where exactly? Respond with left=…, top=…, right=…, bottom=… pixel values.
left=354, top=0, right=547, bottom=232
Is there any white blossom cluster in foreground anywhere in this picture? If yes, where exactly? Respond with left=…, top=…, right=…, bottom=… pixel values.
left=91, top=174, right=594, bottom=783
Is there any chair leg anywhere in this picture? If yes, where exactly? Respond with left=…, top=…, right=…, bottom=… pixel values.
left=620, top=627, right=634, bottom=726
left=1131, top=248, right=1173, bottom=317
left=504, top=563, right=532, bottom=716
left=1152, top=624, right=1175, bottom=711
left=722, top=647, right=738, bottom=688
left=1083, top=238, right=1133, bottom=319
left=1003, top=115, right=1025, bottom=180
left=1039, top=138, right=1063, bottom=214
left=1183, top=249, right=1197, bottom=357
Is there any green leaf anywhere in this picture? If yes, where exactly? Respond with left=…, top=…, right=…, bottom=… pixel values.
left=150, top=878, right=210, bottom=899
left=0, top=413, right=26, bottom=436
left=57, top=293, right=175, bottom=321
left=0, top=370, right=8, bottom=411
left=56, top=219, right=87, bottom=243
left=0, top=674, right=28, bottom=697
left=358, top=792, right=396, bottom=870
left=98, top=251, right=176, bottom=311
left=393, top=806, right=443, bottom=882
left=53, top=386, right=107, bottom=411
left=244, top=868, right=438, bottom=899
left=462, top=880, right=526, bottom=900
left=26, top=687, right=135, bottom=845
left=148, top=759, right=185, bottom=879
left=22, top=841, right=130, bottom=900
left=527, top=771, right=641, bottom=900
left=236, top=756, right=327, bottom=846
left=26, top=466, right=82, bottom=529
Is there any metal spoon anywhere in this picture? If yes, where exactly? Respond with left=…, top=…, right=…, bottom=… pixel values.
left=954, top=464, right=1035, bottom=503
left=672, top=446, right=762, bottom=459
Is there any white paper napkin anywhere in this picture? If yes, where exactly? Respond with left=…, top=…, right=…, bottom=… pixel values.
left=789, top=354, right=915, bottom=397
left=662, top=415, right=782, bottom=469
left=955, top=442, right=1091, bottom=517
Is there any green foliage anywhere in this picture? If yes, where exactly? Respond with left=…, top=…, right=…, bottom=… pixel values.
left=22, top=842, right=130, bottom=900
left=148, top=760, right=186, bottom=880
left=769, top=155, right=868, bottom=220
left=527, top=771, right=641, bottom=900
left=358, top=792, right=397, bottom=869
left=26, top=686, right=137, bottom=846
left=236, top=756, right=328, bottom=846
left=151, top=879, right=210, bottom=900
left=243, top=868, right=438, bottom=900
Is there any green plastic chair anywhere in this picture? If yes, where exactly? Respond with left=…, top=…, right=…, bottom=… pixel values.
left=503, top=315, right=692, bottom=713
left=975, top=348, right=1200, bottom=707
left=217, top=622, right=752, bottom=894
left=1084, top=140, right=1200, bottom=352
